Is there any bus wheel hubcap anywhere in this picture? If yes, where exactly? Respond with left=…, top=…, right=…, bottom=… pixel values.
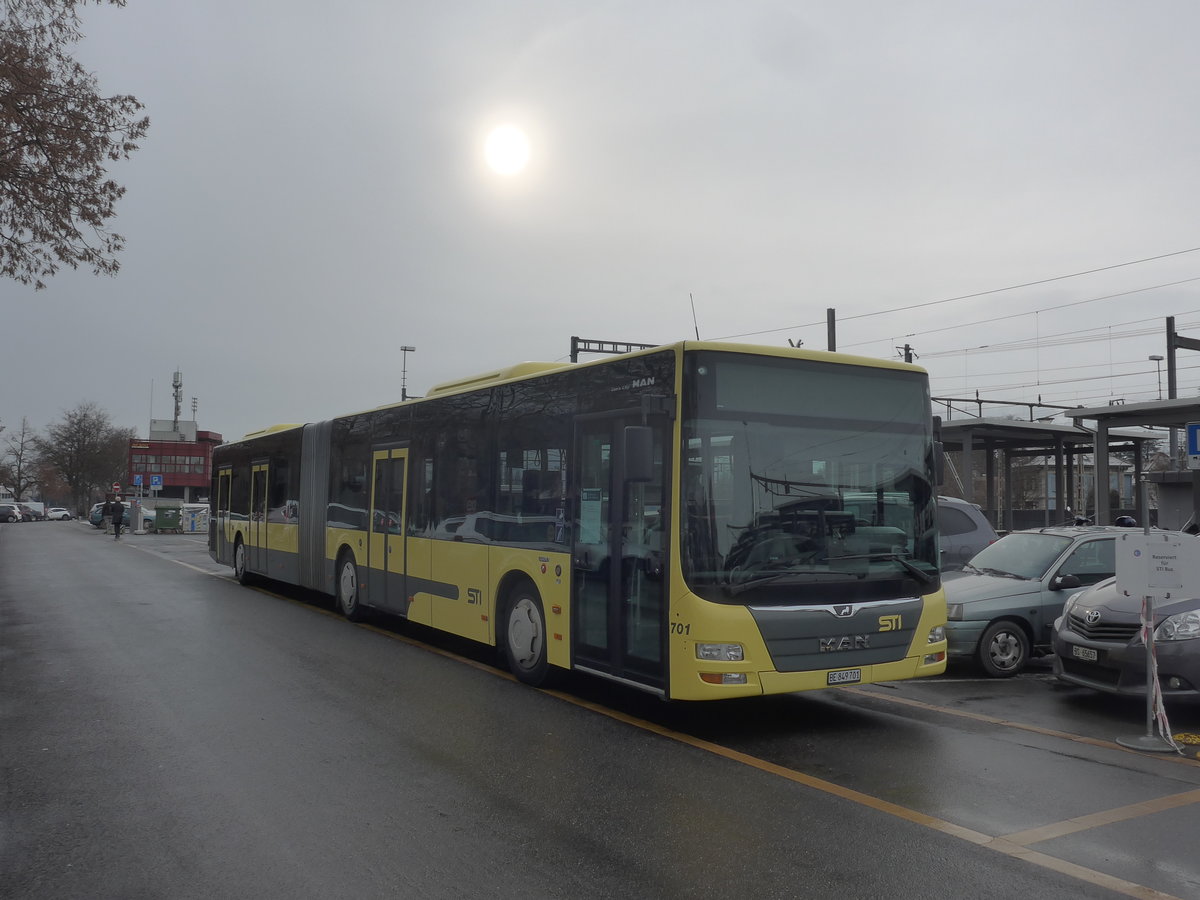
left=509, top=599, right=541, bottom=668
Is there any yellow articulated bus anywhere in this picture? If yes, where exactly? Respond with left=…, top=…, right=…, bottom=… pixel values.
left=209, top=341, right=947, bottom=700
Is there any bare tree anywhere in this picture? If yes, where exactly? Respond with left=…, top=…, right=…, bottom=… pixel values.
left=36, top=401, right=132, bottom=510
left=2, top=415, right=41, bottom=499
left=1, top=0, right=149, bottom=289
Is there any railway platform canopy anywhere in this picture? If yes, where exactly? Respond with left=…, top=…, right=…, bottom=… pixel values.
left=938, top=417, right=1155, bottom=531
left=1069, top=397, right=1200, bottom=527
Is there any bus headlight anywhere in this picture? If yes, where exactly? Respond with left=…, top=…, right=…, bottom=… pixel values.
left=696, top=642, right=744, bottom=661
left=927, top=625, right=945, bottom=644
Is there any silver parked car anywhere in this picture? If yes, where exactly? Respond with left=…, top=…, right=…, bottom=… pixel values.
left=944, top=526, right=1127, bottom=676
left=937, top=496, right=998, bottom=571
left=1052, top=575, right=1200, bottom=698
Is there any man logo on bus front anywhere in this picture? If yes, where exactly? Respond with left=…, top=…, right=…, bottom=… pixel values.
left=832, top=605, right=854, bottom=618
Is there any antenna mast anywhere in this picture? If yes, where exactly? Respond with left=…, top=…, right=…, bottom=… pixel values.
left=172, top=370, right=183, bottom=431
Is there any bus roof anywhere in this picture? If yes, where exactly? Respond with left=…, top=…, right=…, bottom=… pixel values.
left=425, top=362, right=571, bottom=397
left=240, top=423, right=304, bottom=440
left=232, top=341, right=928, bottom=438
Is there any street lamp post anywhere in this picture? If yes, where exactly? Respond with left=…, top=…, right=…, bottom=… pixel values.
left=400, top=345, right=416, bottom=401
left=1149, top=354, right=1164, bottom=400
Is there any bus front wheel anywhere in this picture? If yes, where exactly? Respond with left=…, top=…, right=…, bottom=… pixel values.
left=503, top=583, right=551, bottom=686
left=336, top=552, right=365, bottom=622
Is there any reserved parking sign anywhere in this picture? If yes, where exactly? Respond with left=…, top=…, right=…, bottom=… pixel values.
left=1115, top=531, right=1200, bottom=599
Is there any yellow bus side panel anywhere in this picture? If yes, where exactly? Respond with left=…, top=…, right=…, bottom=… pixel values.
left=404, top=536, right=434, bottom=626
left=266, top=522, right=298, bottom=555
left=430, top=541, right=491, bottom=643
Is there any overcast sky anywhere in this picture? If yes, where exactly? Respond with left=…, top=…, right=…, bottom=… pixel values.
left=5, top=0, right=1200, bottom=442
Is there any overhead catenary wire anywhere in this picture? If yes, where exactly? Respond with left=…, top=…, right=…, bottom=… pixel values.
left=842, top=282, right=1200, bottom=352
left=711, top=245, right=1200, bottom=341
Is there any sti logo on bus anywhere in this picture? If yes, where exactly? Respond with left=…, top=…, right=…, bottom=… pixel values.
left=820, top=635, right=870, bottom=652
left=879, top=614, right=903, bottom=631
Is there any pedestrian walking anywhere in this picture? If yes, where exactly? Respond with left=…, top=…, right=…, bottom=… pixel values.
left=111, top=497, right=124, bottom=540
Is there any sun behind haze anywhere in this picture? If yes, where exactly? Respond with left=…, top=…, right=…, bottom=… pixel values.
left=484, top=124, right=531, bottom=176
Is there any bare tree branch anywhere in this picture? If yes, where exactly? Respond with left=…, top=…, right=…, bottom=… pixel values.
left=1, top=0, right=148, bottom=289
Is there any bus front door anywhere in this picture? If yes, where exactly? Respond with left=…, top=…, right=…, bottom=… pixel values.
left=572, top=416, right=667, bottom=693
left=367, top=447, right=408, bottom=614
left=248, top=461, right=268, bottom=574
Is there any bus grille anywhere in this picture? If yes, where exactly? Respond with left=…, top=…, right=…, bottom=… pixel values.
left=748, top=598, right=924, bottom=673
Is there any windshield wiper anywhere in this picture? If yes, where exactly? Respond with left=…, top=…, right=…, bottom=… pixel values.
left=727, top=569, right=860, bottom=596
left=977, top=567, right=1026, bottom=580
left=825, top=553, right=937, bottom=587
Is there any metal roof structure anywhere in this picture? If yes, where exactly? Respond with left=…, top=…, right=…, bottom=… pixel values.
left=1068, top=398, right=1200, bottom=526
left=938, top=417, right=1156, bottom=530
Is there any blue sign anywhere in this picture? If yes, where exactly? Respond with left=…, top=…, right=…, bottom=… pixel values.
left=150, top=474, right=164, bottom=488
left=133, top=474, right=143, bottom=486
left=1188, top=423, right=1200, bottom=457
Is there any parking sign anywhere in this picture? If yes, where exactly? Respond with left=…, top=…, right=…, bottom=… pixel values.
left=1189, top=423, right=1200, bottom=470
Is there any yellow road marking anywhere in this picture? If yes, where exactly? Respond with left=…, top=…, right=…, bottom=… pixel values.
left=171, top=558, right=1190, bottom=899
left=1001, top=789, right=1200, bottom=846
left=841, top=685, right=1200, bottom=768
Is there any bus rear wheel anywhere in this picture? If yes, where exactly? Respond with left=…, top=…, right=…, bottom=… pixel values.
left=504, top=583, right=551, bottom=686
left=336, top=552, right=365, bottom=622
left=234, top=539, right=254, bottom=585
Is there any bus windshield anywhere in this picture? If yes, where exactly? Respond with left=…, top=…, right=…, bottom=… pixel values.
left=681, top=351, right=938, bottom=601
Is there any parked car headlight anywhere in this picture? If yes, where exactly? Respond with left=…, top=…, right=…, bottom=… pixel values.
left=1061, top=590, right=1088, bottom=619
left=946, top=603, right=963, bottom=621
left=1155, top=610, right=1200, bottom=642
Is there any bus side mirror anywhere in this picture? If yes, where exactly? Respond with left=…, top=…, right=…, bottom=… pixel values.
left=624, top=426, right=654, bottom=482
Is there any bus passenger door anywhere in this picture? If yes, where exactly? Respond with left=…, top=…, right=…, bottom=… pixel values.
left=248, top=461, right=268, bottom=574
left=572, top=415, right=667, bottom=692
left=368, top=447, right=408, bottom=614
left=216, top=466, right=232, bottom=564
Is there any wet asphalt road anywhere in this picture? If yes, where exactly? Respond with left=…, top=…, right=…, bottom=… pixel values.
left=2, top=522, right=1199, bottom=899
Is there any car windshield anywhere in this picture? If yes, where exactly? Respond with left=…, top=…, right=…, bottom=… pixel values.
left=680, top=351, right=938, bottom=601
left=965, top=532, right=1073, bottom=579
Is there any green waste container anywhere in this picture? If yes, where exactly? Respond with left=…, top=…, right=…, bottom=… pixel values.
left=154, top=503, right=182, bottom=533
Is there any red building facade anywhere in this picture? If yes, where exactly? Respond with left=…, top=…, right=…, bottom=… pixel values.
left=127, top=430, right=223, bottom=501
